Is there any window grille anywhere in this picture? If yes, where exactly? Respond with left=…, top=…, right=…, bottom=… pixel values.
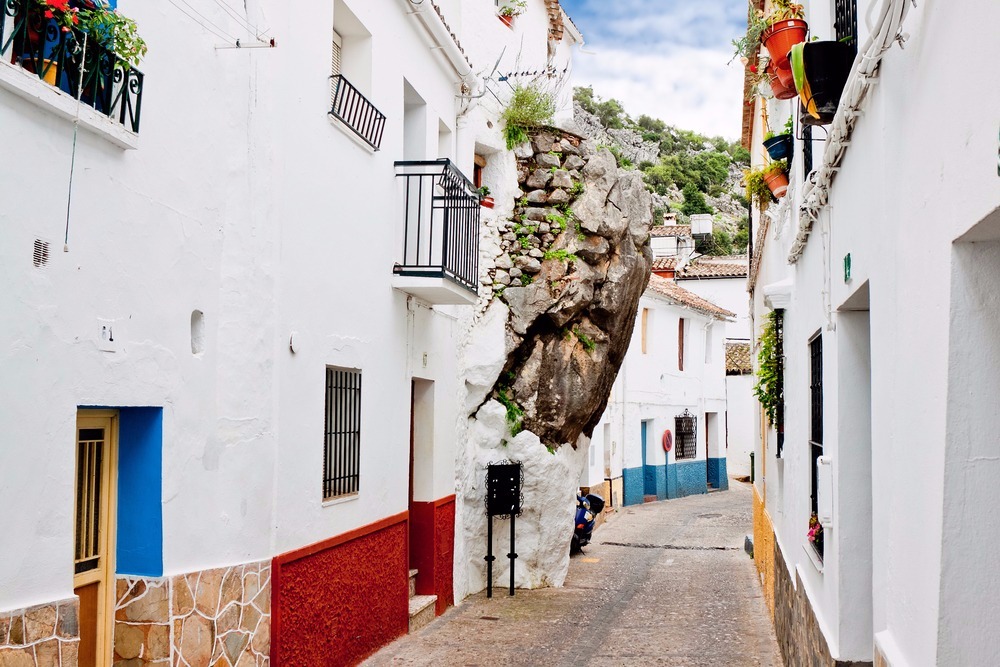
left=675, top=410, right=697, bottom=460
left=775, top=309, right=785, bottom=456
left=802, top=126, right=813, bottom=181
left=834, top=0, right=858, bottom=47
left=323, top=368, right=362, bottom=500
left=75, top=428, right=105, bottom=574
left=809, top=334, right=824, bottom=528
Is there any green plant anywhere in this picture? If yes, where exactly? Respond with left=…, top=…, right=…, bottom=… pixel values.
left=496, top=387, right=525, bottom=435
left=570, top=181, right=585, bottom=196
left=519, top=274, right=533, bottom=286
left=753, top=311, right=783, bottom=427
left=545, top=211, right=567, bottom=226
left=543, top=249, right=579, bottom=263
left=501, top=84, right=556, bottom=150
left=765, top=158, right=788, bottom=176
left=681, top=183, right=713, bottom=216
left=575, top=220, right=585, bottom=241
left=518, top=196, right=529, bottom=207
left=731, top=1, right=805, bottom=64
left=572, top=327, right=596, bottom=352
left=765, top=116, right=794, bottom=141
left=519, top=237, right=532, bottom=249
left=742, top=166, right=773, bottom=209
left=498, top=0, right=526, bottom=17
left=477, top=185, right=491, bottom=198
left=36, top=0, right=147, bottom=68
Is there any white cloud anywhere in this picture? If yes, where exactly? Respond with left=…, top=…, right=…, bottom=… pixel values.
left=572, top=45, right=745, bottom=139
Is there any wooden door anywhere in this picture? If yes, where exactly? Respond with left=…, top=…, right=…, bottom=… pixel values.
left=74, top=412, right=117, bottom=667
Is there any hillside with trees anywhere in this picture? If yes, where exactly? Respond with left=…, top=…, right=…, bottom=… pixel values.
left=572, top=86, right=751, bottom=255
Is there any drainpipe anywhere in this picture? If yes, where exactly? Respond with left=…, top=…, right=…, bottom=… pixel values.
left=402, top=0, right=479, bottom=95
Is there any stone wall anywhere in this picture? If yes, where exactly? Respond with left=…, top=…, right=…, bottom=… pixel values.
left=0, top=598, right=79, bottom=666
left=752, top=485, right=776, bottom=617
left=771, top=539, right=872, bottom=667
left=114, top=560, right=271, bottom=667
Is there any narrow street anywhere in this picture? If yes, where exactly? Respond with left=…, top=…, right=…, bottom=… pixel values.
left=365, top=480, right=781, bottom=666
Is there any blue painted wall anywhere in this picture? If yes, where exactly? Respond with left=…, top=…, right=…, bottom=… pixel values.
left=673, top=460, right=708, bottom=498
left=117, top=407, right=163, bottom=577
left=707, top=458, right=729, bottom=490
left=623, top=467, right=645, bottom=506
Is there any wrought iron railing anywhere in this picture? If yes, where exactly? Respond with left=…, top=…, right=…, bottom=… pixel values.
left=0, top=0, right=144, bottom=132
left=394, top=159, right=481, bottom=294
left=330, top=74, right=385, bottom=150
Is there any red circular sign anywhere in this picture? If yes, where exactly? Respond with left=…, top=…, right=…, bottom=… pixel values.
left=662, top=429, right=673, bottom=452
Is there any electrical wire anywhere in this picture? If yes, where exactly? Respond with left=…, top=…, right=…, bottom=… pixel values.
left=164, top=0, right=239, bottom=44
left=63, top=32, right=89, bottom=252
left=208, top=0, right=271, bottom=40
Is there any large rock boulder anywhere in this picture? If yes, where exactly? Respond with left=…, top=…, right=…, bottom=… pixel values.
left=455, top=129, right=653, bottom=598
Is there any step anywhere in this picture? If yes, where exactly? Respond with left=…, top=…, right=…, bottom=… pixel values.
left=643, top=494, right=658, bottom=503
left=408, top=594, right=437, bottom=633
left=408, top=569, right=418, bottom=598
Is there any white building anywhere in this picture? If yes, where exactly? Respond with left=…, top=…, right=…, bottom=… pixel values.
left=0, top=0, right=579, bottom=665
left=743, top=1, right=1000, bottom=665
left=583, top=274, right=733, bottom=508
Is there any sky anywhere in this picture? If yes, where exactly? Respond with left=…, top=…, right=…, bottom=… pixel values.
left=559, top=0, right=747, bottom=140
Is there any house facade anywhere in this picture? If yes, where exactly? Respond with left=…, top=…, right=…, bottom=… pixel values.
left=583, top=274, right=733, bottom=508
left=0, top=1, right=579, bottom=665
left=743, top=1, right=1000, bottom=665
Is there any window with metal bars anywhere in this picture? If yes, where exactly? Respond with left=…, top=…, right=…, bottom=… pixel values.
left=834, top=0, right=858, bottom=47
left=809, top=335, right=823, bottom=516
left=675, top=410, right=697, bottom=460
left=775, top=310, right=785, bottom=457
left=323, top=368, right=362, bottom=500
left=75, top=428, right=105, bottom=574
left=802, top=125, right=813, bottom=181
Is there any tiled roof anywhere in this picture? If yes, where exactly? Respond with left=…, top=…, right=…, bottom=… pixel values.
left=650, top=225, right=692, bottom=238
left=652, top=257, right=678, bottom=271
left=726, top=341, right=752, bottom=375
left=646, top=275, right=736, bottom=320
left=676, top=262, right=748, bottom=279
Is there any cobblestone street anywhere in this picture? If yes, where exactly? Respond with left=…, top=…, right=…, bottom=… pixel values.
left=365, top=480, right=781, bottom=666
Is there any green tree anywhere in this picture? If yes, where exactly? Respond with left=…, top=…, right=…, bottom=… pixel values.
left=681, top=183, right=713, bottom=216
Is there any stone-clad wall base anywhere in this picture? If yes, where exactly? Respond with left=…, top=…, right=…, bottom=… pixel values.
left=114, top=560, right=270, bottom=667
left=752, top=485, right=776, bottom=617
left=772, top=539, right=872, bottom=667
left=0, top=598, right=79, bottom=666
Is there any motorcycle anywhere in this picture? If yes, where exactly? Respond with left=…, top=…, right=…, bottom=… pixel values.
left=571, top=492, right=605, bottom=553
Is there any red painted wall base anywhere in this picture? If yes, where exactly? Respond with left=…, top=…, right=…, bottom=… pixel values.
left=271, top=513, right=409, bottom=667
left=409, top=495, right=455, bottom=615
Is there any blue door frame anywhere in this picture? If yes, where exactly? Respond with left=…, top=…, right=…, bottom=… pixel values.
left=641, top=421, right=656, bottom=496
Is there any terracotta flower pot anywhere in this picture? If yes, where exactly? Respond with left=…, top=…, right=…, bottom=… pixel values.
left=480, top=196, right=495, bottom=209
left=498, top=14, right=514, bottom=28
left=767, top=62, right=797, bottom=100
left=762, top=19, right=808, bottom=69
left=764, top=169, right=789, bottom=199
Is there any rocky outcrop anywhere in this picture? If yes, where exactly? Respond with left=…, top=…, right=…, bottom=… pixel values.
left=455, top=128, right=653, bottom=597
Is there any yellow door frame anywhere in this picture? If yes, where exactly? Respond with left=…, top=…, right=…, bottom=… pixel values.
left=74, top=409, right=118, bottom=667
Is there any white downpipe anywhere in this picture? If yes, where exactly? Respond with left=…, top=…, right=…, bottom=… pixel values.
left=788, top=0, right=913, bottom=264
left=402, top=0, right=479, bottom=93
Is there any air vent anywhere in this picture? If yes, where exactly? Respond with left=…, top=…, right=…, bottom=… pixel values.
left=33, top=239, right=50, bottom=268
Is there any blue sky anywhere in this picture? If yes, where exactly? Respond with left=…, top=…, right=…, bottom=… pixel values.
left=560, top=0, right=746, bottom=139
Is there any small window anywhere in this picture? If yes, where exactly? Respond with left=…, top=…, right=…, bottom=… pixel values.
left=705, top=323, right=713, bottom=364
left=641, top=308, right=649, bottom=354
left=809, top=334, right=824, bottom=559
left=678, top=318, right=686, bottom=371
left=675, top=410, right=697, bottom=460
left=323, top=367, right=362, bottom=500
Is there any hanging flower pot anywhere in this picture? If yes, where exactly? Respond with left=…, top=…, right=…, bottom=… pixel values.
left=480, top=196, right=495, bottom=209
left=764, top=167, right=789, bottom=199
left=761, top=18, right=808, bottom=69
left=792, top=41, right=855, bottom=125
left=763, top=134, right=794, bottom=162
left=498, top=14, right=514, bottom=28
left=767, top=61, right=797, bottom=100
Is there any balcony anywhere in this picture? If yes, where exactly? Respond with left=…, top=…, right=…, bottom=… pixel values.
left=393, top=159, right=481, bottom=305
left=330, top=74, right=385, bottom=151
left=0, top=1, right=144, bottom=133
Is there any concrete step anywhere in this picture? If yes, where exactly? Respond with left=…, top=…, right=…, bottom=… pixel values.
left=408, top=569, right=418, bottom=598
left=643, top=494, right=658, bottom=503
left=408, top=595, right=437, bottom=633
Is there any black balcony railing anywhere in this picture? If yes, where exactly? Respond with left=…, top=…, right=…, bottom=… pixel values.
left=394, top=159, right=481, bottom=294
left=1, top=1, right=144, bottom=133
left=330, top=74, right=385, bottom=150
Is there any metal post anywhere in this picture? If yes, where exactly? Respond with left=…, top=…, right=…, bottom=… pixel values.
left=508, top=513, right=517, bottom=596
left=485, top=516, right=494, bottom=598
left=750, top=452, right=755, bottom=483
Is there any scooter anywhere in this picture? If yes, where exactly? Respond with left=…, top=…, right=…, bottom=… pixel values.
left=571, top=492, right=605, bottom=553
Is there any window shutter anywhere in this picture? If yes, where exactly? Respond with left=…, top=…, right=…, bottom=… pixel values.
left=331, top=30, right=343, bottom=77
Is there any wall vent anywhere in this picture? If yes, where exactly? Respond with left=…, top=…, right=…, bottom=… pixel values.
left=33, top=239, right=50, bottom=268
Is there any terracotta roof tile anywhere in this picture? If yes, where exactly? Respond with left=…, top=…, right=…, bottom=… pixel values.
left=650, top=225, right=692, bottom=238
left=646, top=275, right=735, bottom=320
left=726, top=341, right=752, bottom=375
left=652, top=257, right=678, bottom=271
left=676, top=262, right=748, bottom=279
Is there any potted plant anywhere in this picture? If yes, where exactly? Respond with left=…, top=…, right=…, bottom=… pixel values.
left=763, top=116, right=794, bottom=161
left=28, top=0, right=146, bottom=69
left=766, top=60, right=797, bottom=100
left=790, top=40, right=854, bottom=126
left=742, top=166, right=774, bottom=210
left=763, top=159, right=789, bottom=199
left=761, top=1, right=807, bottom=71
left=808, top=513, right=824, bottom=558
left=498, top=0, right=526, bottom=28
left=478, top=186, right=494, bottom=208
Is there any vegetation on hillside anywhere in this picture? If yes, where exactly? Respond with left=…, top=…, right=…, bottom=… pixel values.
left=574, top=86, right=751, bottom=255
